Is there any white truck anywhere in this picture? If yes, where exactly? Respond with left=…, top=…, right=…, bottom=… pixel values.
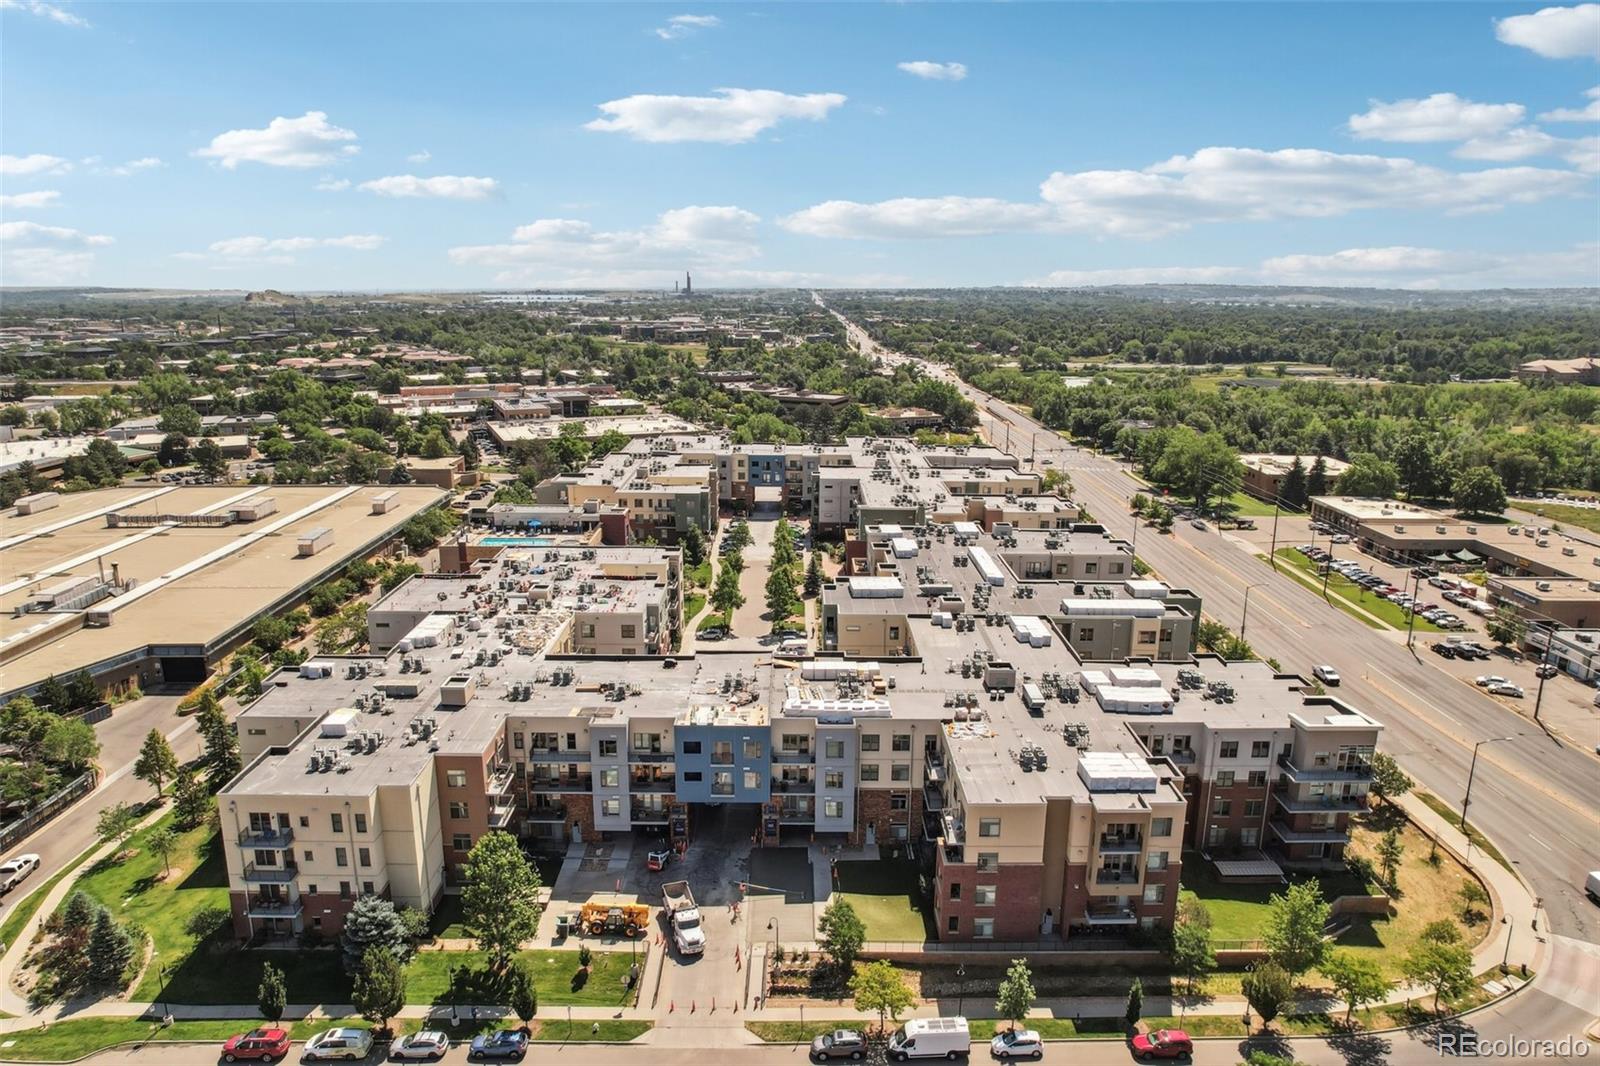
left=661, top=880, right=705, bottom=954
left=888, top=1017, right=970, bottom=1061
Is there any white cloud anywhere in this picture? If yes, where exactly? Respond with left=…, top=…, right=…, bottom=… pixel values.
left=1541, top=85, right=1600, bottom=121
left=109, top=156, right=162, bottom=175
left=357, top=174, right=500, bottom=201
left=1348, top=93, right=1524, bottom=142
left=897, top=60, right=968, bottom=81
left=195, top=111, right=359, bottom=169
left=585, top=88, right=846, bottom=143
left=0, top=190, right=61, bottom=209
left=655, top=13, right=719, bottom=40
left=0, top=221, right=113, bottom=284
left=1453, top=126, right=1565, bottom=160
left=449, top=205, right=762, bottom=284
left=785, top=147, right=1589, bottom=240
left=407, top=149, right=432, bottom=163
left=1024, top=265, right=1251, bottom=286
left=1495, top=4, right=1600, bottom=60
left=177, top=233, right=385, bottom=266
left=0, top=153, right=71, bottom=177
left=315, top=177, right=351, bottom=192
left=0, top=0, right=89, bottom=28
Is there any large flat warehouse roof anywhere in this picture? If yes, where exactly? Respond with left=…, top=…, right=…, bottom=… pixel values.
left=1, top=484, right=447, bottom=695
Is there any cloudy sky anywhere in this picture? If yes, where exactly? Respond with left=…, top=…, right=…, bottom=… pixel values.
left=2, top=1, right=1598, bottom=290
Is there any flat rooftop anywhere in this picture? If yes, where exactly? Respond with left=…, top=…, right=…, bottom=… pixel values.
left=487, top=415, right=701, bottom=444
left=0, top=484, right=447, bottom=695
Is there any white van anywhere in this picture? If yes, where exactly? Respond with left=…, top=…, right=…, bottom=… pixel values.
left=888, top=1017, right=970, bottom=1061
left=1586, top=871, right=1600, bottom=904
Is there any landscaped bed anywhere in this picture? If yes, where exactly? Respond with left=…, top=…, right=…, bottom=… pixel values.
left=406, top=948, right=640, bottom=1007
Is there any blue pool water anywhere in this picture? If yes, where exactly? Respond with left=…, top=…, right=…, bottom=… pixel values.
left=481, top=536, right=555, bottom=546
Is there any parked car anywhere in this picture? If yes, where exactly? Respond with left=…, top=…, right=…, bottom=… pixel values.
left=991, top=1028, right=1044, bottom=1059
left=391, top=1031, right=451, bottom=1061
left=1488, top=682, right=1525, bottom=698
left=1535, top=663, right=1559, bottom=679
left=1130, top=1029, right=1193, bottom=1060
left=1432, top=642, right=1458, bottom=658
left=1331, top=534, right=1352, bottom=544
left=469, top=1029, right=529, bottom=1061
left=1312, top=665, right=1341, bottom=686
left=1190, top=519, right=1208, bottom=531
left=221, top=1027, right=291, bottom=1062
left=0, top=854, right=40, bottom=893
left=810, top=1029, right=868, bottom=1061
left=697, top=627, right=727, bottom=642
left=1475, top=675, right=1508, bottom=688
left=303, top=1028, right=373, bottom=1061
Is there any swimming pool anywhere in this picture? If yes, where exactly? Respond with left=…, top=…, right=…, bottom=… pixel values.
left=481, top=536, right=555, bottom=546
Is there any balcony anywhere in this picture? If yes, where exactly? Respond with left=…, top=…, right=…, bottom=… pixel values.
left=238, top=826, right=293, bottom=849
left=488, top=802, right=516, bottom=829
left=1277, top=754, right=1373, bottom=783
left=1272, top=793, right=1366, bottom=815
left=246, top=896, right=303, bottom=919
left=525, top=804, right=567, bottom=822
left=778, top=807, right=814, bottom=823
left=1268, top=819, right=1351, bottom=845
left=710, top=752, right=735, bottom=765
left=1097, top=833, right=1144, bottom=854
left=1094, top=867, right=1141, bottom=886
left=631, top=805, right=669, bottom=822
left=629, top=749, right=672, bottom=763
left=1167, top=750, right=1196, bottom=766
left=1083, top=903, right=1138, bottom=925
left=242, top=862, right=298, bottom=884
left=773, top=749, right=814, bottom=764
left=486, top=766, right=515, bottom=795
left=631, top=776, right=676, bottom=792
left=771, top=778, right=815, bottom=794
left=529, top=774, right=592, bottom=792
left=922, top=783, right=944, bottom=813
left=527, top=747, right=582, bottom=762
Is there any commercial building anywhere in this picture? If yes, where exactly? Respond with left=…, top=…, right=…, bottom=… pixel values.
left=1237, top=454, right=1349, bottom=503
left=1486, top=575, right=1600, bottom=629
left=1517, top=357, right=1600, bottom=385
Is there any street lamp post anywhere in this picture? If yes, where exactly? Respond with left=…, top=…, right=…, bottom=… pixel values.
left=1240, top=582, right=1266, bottom=644
left=1460, top=736, right=1515, bottom=832
left=955, top=964, right=966, bottom=1018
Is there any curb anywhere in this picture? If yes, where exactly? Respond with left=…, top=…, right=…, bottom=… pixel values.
left=0, top=1035, right=651, bottom=1066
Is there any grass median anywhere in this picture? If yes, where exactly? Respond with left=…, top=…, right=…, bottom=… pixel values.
left=1273, top=548, right=1444, bottom=633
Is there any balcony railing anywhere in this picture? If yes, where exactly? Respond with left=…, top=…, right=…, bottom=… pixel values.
left=631, top=805, right=669, bottom=822
left=773, top=749, right=814, bottom=764
left=631, top=777, right=676, bottom=792
left=246, top=896, right=303, bottom=918
left=629, top=750, right=672, bottom=762
left=1272, top=793, right=1365, bottom=815
left=488, top=802, right=516, bottom=828
left=529, top=775, right=592, bottom=792
left=1097, top=833, right=1143, bottom=853
left=1267, top=819, right=1352, bottom=845
left=486, top=767, right=515, bottom=795
left=1277, top=755, right=1373, bottom=782
left=238, top=826, right=294, bottom=849
left=771, top=778, right=815, bottom=794
left=1082, top=904, right=1138, bottom=925
left=710, top=752, right=735, bottom=765
left=525, top=804, right=567, bottom=822
left=1094, top=867, right=1140, bottom=885
left=242, top=862, right=298, bottom=884
left=779, top=807, right=814, bottom=822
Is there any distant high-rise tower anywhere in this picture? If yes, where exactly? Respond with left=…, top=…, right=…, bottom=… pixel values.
left=685, top=271, right=692, bottom=296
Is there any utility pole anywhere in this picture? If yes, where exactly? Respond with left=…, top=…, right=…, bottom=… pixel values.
left=1405, top=568, right=1422, bottom=649
left=1267, top=497, right=1282, bottom=571
left=1240, top=582, right=1265, bottom=644
left=1531, top=624, right=1556, bottom=725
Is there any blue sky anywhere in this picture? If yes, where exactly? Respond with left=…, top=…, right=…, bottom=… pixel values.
left=2, top=1, right=1597, bottom=290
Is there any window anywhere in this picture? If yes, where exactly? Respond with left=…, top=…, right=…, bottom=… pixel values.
left=1138, top=630, right=1156, bottom=645
left=353, top=813, right=367, bottom=834
left=1143, top=883, right=1166, bottom=904
left=1211, top=798, right=1232, bottom=816
left=1248, top=770, right=1267, bottom=788
left=1206, top=825, right=1226, bottom=847
left=598, top=739, right=618, bottom=757
left=977, top=853, right=999, bottom=872
left=949, top=882, right=962, bottom=900
left=620, top=624, right=636, bottom=639
left=449, top=802, right=469, bottom=819
left=363, top=881, right=375, bottom=896
left=889, top=793, right=908, bottom=811
left=1251, top=740, right=1271, bottom=758
left=335, top=847, right=348, bottom=867
left=1216, top=770, right=1235, bottom=787
left=1219, top=741, right=1239, bottom=759
left=513, top=733, right=524, bottom=750
left=824, top=800, right=844, bottom=819
left=1077, top=626, right=1096, bottom=642
left=298, top=816, right=309, bottom=828
left=824, top=739, right=845, bottom=760
left=974, top=885, right=997, bottom=907
left=979, top=818, right=1001, bottom=838
left=1151, top=817, right=1173, bottom=837
left=452, top=834, right=472, bottom=852
left=602, top=798, right=621, bottom=817
left=744, top=771, right=761, bottom=791
left=859, top=764, right=879, bottom=782
left=973, top=918, right=995, bottom=939
left=891, top=764, right=910, bottom=782
left=1146, top=851, right=1168, bottom=871
left=1241, top=827, right=1260, bottom=847
left=340, top=881, right=352, bottom=900
left=600, top=769, right=620, bottom=788
left=712, top=772, right=733, bottom=796
left=307, top=884, right=318, bottom=895
left=888, top=625, right=900, bottom=640
left=1244, top=800, right=1265, bottom=817
left=824, top=770, right=844, bottom=790
left=331, top=813, right=344, bottom=833
left=711, top=741, right=733, bottom=765
left=253, top=849, right=277, bottom=867
left=1149, top=736, right=1165, bottom=755
left=358, top=847, right=371, bottom=867
left=303, top=850, right=313, bottom=862
left=947, top=915, right=960, bottom=934
left=744, top=739, right=763, bottom=760
left=1084, top=562, right=1099, bottom=576
left=579, top=622, right=595, bottom=639
left=860, top=735, right=880, bottom=752
left=682, top=741, right=702, bottom=755
left=446, top=770, right=467, bottom=788
left=683, top=771, right=703, bottom=783
left=892, top=734, right=911, bottom=752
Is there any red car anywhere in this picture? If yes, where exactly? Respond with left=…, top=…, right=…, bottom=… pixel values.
left=1131, top=1029, right=1193, bottom=1060
left=222, top=1028, right=291, bottom=1062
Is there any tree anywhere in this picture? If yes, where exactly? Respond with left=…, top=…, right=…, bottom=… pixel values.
left=1242, top=962, right=1294, bottom=1029
left=192, top=438, right=227, bottom=479
left=1393, top=432, right=1449, bottom=500
left=764, top=565, right=798, bottom=626
left=157, top=404, right=202, bottom=437
left=148, top=826, right=178, bottom=877
left=1335, top=453, right=1400, bottom=499
left=172, top=765, right=211, bottom=829
left=1171, top=899, right=1216, bottom=994
left=680, top=523, right=707, bottom=569
left=1402, top=933, right=1474, bottom=1010
left=97, top=802, right=138, bottom=848
left=85, top=909, right=134, bottom=988
left=1123, top=976, right=1143, bottom=1027
left=710, top=561, right=745, bottom=626
left=250, top=614, right=294, bottom=653
left=818, top=899, right=865, bottom=968
left=66, top=670, right=100, bottom=711
left=1307, top=456, right=1331, bottom=498
left=1458, top=880, right=1490, bottom=922
left=507, top=961, right=538, bottom=1032
left=419, top=429, right=451, bottom=460
left=1321, top=951, right=1391, bottom=1022
left=352, top=946, right=407, bottom=1034
left=196, top=693, right=241, bottom=786
left=157, top=433, right=190, bottom=467
left=461, top=831, right=542, bottom=970
left=133, top=728, right=178, bottom=801
left=804, top=551, right=824, bottom=598
left=1264, top=880, right=1330, bottom=975
left=35, top=675, right=71, bottom=714
left=1147, top=428, right=1243, bottom=510
left=1420, top=918, right=1463, bottom=945
left=592, top=428, right=629, bottom=459
left=1368, top=753, right=1412, bottom=801
left=995, top=958, right=1036, bottom=1032
left=1485, top=605, right=1528, bottom=649
left=341, top=894, right=416, bottom=971
left=1279, top=457, right=1308, bottom=510
left=1376, top=828, right=1405, bottom=892
left=1453, top=466, right=1507, bottom=517
left=458, top=434, right=481, bottom=470
left=257, top=961, right=287, bottom=1022
left=849, top=960, right=914, bottom=1032
left=42, top=716, right=100, bottom=771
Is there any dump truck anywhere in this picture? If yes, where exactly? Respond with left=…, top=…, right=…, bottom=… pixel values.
left=661, top=880, right=705, bottom=954
left=577, top=901, right=651, bottom=938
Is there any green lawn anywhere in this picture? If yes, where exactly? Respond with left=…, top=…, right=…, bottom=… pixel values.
left=684, top=592, right=706, bottom=621
left=832, top=859, right=934, bottom=942
left=1414, top=790, right=1512, bottom=873
left=405, top=948, right=639, bottom=1007
left=0, top=1019, right=286, bottom=1062
left=1220, top=492, right=1285, bottom=518
left=531, top=1020, right=652, bottom=1042
left=1179, top=859, right=1372, bottom=946
left=688, top=561, right=712, bottom=588
left=1512, top=502, right=1600, bottom=536
left=1274, top=548, right=1443, bottom=632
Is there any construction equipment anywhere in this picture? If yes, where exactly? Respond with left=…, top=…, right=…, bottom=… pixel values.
left=577, top=901, right=651, bottom=938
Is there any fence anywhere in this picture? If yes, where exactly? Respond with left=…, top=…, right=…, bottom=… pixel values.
left=0, top=771, right=96, bottom=852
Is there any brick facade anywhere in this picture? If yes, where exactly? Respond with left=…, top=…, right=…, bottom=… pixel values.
left=935, top=861, right=1045, bottom=941
left=852, top=787, right=923, bottom=848
left=1187, top=774, right=1272, bottom=851
left=562, top=792, right=599, bottom=844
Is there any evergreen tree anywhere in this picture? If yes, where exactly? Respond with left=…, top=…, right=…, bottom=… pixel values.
left=765, top=565, right=798, bottom=626
left=341, top=894, right=415, bottom=971
left=1123, top=977, right=1143, bottom=1027
left=508, top=961, right=538, bottom=1031
left=66, top=670, right=100, bottom=711
left=1242, top=962, right=1294, bottom=1029
left=134, top=729, right=179, bottom=800
left=1376, top=828, right=1405, bottom=892
left=172, top=766, right=212, bottom=829
left=35, top=675, right=70, bottom=713
left=710, top=562, right=745, bottom=627
left=85, top=909, right=134, bottom=988
left=196, top=693, right=240, bottom=787
left=1280, top=457, right=1308, bottom=509
left=1307, top=456, right=1330, bottom=498
left=257, top=961, right=287, bottom=1022
left=680, top=523, right=707, bottom=569
left=804, top=551, right=824, bottom=598
left=62, top=890, right=105, bottom=935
